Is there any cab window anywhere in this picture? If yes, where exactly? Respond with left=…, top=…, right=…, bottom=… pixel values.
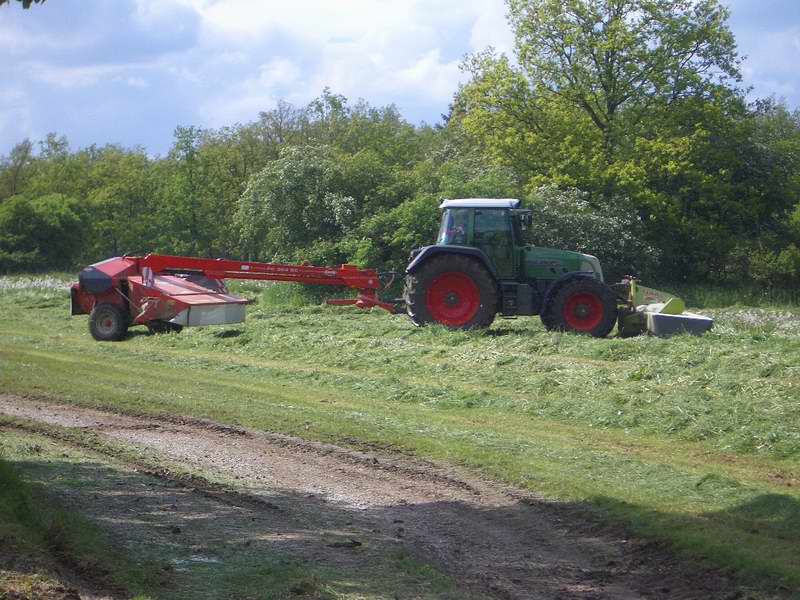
left=475, top=209, right=514, bottom=277
left=474, top=209, right=510, bottom=238
left=437, top=208, right=469, bottom=245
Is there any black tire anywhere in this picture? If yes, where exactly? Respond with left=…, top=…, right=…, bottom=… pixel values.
left=89, top=303, right=129, bottom=342
left=404, top=254, right=497, bottom=330
left=547, top=278, right=618, bottom=338
left=540, top=303, right=559, bottom=331
left=147, top=320, right=184, bottom=335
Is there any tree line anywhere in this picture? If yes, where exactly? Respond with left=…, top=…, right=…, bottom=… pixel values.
left=2, top=0, right=799, bottom=286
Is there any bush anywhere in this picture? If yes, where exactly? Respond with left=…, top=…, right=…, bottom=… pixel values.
left=527, top=186, right=661, bottom=281
left=0, top=194, right=85, bottom=273
left=748, top=244, right=800, bottom=286
left=348, top=194, right=441, bottom=271
left=235, top=145, right=356, bottom=262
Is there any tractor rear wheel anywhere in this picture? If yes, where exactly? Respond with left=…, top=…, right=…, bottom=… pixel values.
left=405, top=255, right=497, bottom=329
left=89, top=303, right=129, bottom=341
left=548, top=278, right=617, bottom=338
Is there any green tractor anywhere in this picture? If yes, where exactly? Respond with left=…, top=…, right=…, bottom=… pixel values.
left=404, top=199, right=712, bottom=337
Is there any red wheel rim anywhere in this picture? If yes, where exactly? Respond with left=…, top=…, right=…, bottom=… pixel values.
left=563, top=292, right=603, bottom=331
left=97, top=311, right=116, bottom=336
left=426, top=272, right=480, bottom=327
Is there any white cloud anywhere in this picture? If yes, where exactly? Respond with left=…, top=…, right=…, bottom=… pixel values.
left=31, top=63, right=120, bottom=88
left=0, top=23, right=92, bottom=55
left=392, top=49, right=462, bottom=103
left=0, top=87, right=35, bottom=149
left=123, top=76, right=149, bottom=88
left=181, top=0, right=513, bottom=126
left=199, top=57, right=302, bottom=126
left=132, top=0, right=196, bottom=28
left=1, top=0, right=519, bottom=151
left=257, top=58, right=302, bottom=89
left=737, top=26, right=800, bottom=101
left=469, top=0, right=514, bottom=55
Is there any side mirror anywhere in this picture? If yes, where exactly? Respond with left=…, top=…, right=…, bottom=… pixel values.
left=512, top=209, right=533, bottom=228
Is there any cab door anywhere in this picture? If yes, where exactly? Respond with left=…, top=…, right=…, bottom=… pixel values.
left=473, top=209, right=515, bottom=279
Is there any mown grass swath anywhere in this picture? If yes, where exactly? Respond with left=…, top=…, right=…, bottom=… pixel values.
left=1, top=276, right=799, bottom=592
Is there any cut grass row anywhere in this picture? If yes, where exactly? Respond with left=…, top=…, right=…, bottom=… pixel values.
left=1, top=278, right=799, bottom=593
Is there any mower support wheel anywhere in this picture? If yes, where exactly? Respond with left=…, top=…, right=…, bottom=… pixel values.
left=547, top=278, right=618, bottom=338
left=405, top=254, right=497, bottom=329
left=89, top=303, right=129, bottom=342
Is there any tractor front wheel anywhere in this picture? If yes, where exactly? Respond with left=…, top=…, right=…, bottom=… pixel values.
left=89, top=303, right=129, bottom=341
left=405, top=255, right=497, bottom=329
left=548, top=278, right=617, bottom=338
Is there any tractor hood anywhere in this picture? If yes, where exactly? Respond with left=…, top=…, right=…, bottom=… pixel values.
left=522, top=247, right=604, bottom=282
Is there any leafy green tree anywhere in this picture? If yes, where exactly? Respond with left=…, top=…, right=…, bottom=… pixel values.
left=507, top=0, right=740, bottom=159
left=236, top=145, right=355, bottom=261
left=347, top=194, right=441, bottom=271
left=527, top=186, right=660, bottom=280
left=0, top=140, right=33, bottom=199
left=0, top=194, right=84, bottom=272
left=83, top=146, right=154, bottom=259
left=456, top=0, right=800, bottom=280
left=459, top=0, right=742, bottom=185
left=24, top=134, right=96, bottom=200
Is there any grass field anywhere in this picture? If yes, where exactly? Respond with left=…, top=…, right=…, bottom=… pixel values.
left=1, top=275, right=799, bottom=595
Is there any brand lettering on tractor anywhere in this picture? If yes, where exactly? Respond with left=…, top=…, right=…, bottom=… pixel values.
left=528, top=260, right=561, bottom=268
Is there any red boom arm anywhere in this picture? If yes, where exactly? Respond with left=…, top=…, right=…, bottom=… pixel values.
left=138, top=254, right=396, bottom=313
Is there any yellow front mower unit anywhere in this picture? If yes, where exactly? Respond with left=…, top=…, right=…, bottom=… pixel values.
left=616, top=279, right=714, bottom=337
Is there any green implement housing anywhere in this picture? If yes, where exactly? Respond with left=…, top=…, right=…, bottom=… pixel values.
left=403, top=199, right=712, bottom=337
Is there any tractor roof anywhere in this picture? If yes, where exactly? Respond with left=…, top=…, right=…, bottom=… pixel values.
left=439, top=198, right=521, bottom=209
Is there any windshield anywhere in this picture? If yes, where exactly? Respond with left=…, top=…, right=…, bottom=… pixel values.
left=437, top=208, right=469, bottom=245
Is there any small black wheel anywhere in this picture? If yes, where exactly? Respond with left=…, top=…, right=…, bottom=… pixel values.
left=89, top=303, right=129, bottom=342
left=147, top=320, right=184, bottom=335
left=404, top=254, right=497, bottom=330
left=547, top=278, right=618, bottom=338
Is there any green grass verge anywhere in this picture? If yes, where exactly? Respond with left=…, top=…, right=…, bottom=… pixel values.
left=1, top=277, right=799, bottom=593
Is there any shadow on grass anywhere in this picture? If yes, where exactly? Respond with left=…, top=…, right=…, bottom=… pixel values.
left=211, top=329, right=243, bottom=339
left=122, top=328, right=151, bottom=340
left=9, top=458, right=464, bottom=599
left=8, top=454, right=796, bottom=599
left=591, top=493, right=800, bottom=592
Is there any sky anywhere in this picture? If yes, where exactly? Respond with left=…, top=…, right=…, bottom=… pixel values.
left=1, top=0, right=799, bottom=156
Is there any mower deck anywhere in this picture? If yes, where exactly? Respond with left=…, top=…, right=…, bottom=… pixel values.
left=128, top=274, right=248, bottom=327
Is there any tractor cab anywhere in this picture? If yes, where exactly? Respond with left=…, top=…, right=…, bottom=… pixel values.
left=436, top=198, right=531, bottom=279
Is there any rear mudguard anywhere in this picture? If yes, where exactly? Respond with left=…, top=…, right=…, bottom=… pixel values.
left=406, top=245, right=498, bottom=279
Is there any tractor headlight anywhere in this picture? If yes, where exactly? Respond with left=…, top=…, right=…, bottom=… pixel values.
left=580, top=255, right=604, bottom=282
